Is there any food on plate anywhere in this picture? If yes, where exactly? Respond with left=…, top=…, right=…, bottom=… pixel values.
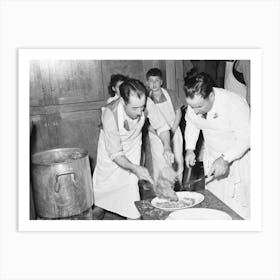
left=153, top=167, right=178, bottom=201
left=156, top=197, right=196, bottom=209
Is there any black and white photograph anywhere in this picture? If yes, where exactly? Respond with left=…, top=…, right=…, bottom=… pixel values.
left=19, top=49, right=261, bottom=231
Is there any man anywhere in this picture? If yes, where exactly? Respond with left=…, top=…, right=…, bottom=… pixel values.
left=92, top=79, right=174, bottom=219
left=184, top=72, right=250, bottom=219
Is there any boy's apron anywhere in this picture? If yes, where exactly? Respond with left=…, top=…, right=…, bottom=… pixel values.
left=149, top=88, right=184, bottom=181
left=224, top=61, right=247, bottom=100
left=92, top=103, right=144, bottom=219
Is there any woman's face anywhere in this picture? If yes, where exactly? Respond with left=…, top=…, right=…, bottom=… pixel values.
left=113, top=80, right=124, bottom=96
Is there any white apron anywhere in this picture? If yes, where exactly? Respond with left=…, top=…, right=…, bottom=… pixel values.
left=224, top=61, right=247, bottom=100
left=92, top=103, right=144, bottom=219
left=149, top=89, right=184, bottom=181
left=204, top=144, right=250, bottom=220
left=203, top=118, right=250, bottom=219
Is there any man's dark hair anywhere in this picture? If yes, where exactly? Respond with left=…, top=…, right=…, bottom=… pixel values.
left=184, top=70, right=215, bottom=99
left=119, top=79, right=148, bottom=104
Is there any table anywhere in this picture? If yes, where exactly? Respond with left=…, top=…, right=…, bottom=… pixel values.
left=135, top=190, right=243, bottom=220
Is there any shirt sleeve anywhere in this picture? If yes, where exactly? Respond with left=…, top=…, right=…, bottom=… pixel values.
left=223, top=96, right=250, bottom=163
left=184, top=107, right=200, bottom=150
left=146, top=97, right=170, bottom=135
left=101, top=108, right=124, bottom=160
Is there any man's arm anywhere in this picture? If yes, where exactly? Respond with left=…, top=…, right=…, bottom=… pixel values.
left=222, top=96, right=250, bottom=163
left=146, top=98, right=174, bottom=165
left=113, top=155, right=153, bottom=184
left=184, top=107, right=200, bottom=151
left=102, top=108, right=153, bottom=183
left=184, top=107, right=200, bottom=167
left=208, top=95, right=250, bottom=178
left=171, top=109, right=182, bottom=135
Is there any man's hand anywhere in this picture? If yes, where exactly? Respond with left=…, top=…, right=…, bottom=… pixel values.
left=185, top=149, right=196, bottom=168
left=163, top=148, right=174, bottom=166
left=208, top=157, right=229, bottom=178
left=133, top=165, right=154, bottom=184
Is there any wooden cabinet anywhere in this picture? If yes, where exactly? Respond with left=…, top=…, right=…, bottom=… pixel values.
left=30, top=61, right=52, bottom=106
left=47, top=60, right=104, bottom=104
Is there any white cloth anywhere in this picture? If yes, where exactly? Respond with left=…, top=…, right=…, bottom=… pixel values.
left=224, top=61, right=247, bottom=101
left=185, top=87, right=250, bottom=219
left=93, top=103, right=144, bottom=219
left=107, top=95, right=119, bottom=104
left=149, top=88, right=184, bottom=181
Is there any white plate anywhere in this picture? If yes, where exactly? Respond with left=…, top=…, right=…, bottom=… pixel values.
left=151, top=191, right=204, bottom=211
left=166, top=208, right=232, bottom=220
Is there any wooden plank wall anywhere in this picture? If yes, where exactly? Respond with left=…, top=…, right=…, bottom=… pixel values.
left=30, top=60, right=185, bottom=171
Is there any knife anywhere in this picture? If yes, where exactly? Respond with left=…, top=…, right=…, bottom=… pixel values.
left=182, top=174, right=209, bottom=190
left=187, top=175, right=208, bottom=185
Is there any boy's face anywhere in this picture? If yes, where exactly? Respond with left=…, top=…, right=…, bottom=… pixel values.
left=147, top=76, right=162, bottom=92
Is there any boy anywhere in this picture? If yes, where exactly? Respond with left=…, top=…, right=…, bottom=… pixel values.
left=146, top=68, right=184, bottom=183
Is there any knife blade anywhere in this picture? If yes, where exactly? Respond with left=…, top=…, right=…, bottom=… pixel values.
left=183, top=174, right=208, bottom=189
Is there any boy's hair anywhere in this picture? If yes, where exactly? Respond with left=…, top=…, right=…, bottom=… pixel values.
left=119, top=79, right=148, bottom=104
left=146, top=68, right=163, bottom=80
left=108, top=74, right=129, bottom=97
left=184, top=70, right=214, bottom=99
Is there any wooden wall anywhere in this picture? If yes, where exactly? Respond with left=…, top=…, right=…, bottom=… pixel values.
left=30, top=60, right=186, bottom=172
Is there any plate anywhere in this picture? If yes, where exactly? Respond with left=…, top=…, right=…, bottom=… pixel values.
left=166, top=208, right=232, bottom=220
left=151, top=191, right=204, bottom=211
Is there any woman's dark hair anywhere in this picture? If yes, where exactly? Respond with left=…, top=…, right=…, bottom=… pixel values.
left=119, top=79, right=148, bottom=104
left=146, top=68, right=163, bottom=80
left=184, top=69, right=215, bottom=99
left=108, top=74, right=129, bottom=97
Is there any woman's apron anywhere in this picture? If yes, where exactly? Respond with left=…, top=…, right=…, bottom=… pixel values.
left=149, top=89, right=184, bottom=181
left=224, top=61, right=247, bottom=100
left=92, top=103, right=144, bottom=219
left=201, top=115, right=250, bottom=220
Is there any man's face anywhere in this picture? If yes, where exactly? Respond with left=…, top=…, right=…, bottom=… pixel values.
left=147, top=76, right=162, bottom=92
left=186, top=92, right=214, bottom=115
left=123, top=92, right=146, bottom=119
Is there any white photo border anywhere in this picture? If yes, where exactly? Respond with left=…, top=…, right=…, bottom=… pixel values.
left=18, top=49, right=262, bottom=232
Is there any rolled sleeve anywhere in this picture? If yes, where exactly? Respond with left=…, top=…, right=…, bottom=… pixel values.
left=102, top=108, right=124, bottom=160
left=146, top=97, right=170, bottom=135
